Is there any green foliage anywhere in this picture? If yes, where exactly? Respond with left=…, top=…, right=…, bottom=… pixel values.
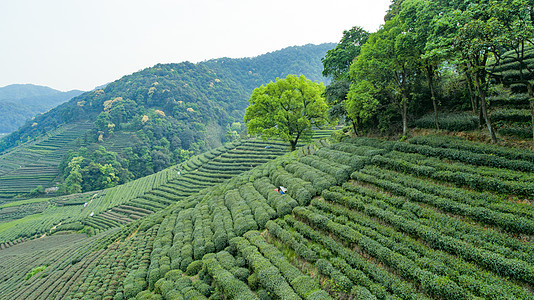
left=413, top=112, right=479, bottom=131
left=346, top=80, right=379, bottom=132
left=0, top=44, right=333, bottom=195
left=25, top=265, right=46, bottom=280
left=390, top=141, right=534, bottom=172
left=322, top=26, right=369, bottom=80
left=58, top=146, right=131, bottom=193
left=2, top=135, right=534, bottom=300
left=320, top=0, right=534, bottom=140
left=185, top=260, right=203, bottom=276
left=245, top=75, right=328, bottom=151
left=407, top=134, right=534, bottom=161
left=490, top=109, right=531, bottom=123
left=202, top=252, right=258, bottom=300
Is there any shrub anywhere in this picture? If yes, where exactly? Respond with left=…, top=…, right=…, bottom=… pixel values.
left=203, top=254, right=258, bottom=300
left=248, top=273, right=259, bottom=290
left=285, top=161, right=337, bottom=193
left=413, top=112, right=478, bottom=131
left=270, top=166, right=315, bottom=206
left=258, top=266, right=300, bottom=300
left=216, top=251, right=237, bottom=270
left=185, top=260, right=203, bottom=276
left=315, top=148, right=370, bottom=170
left=351, top=286, right=376, bottom=300
left=231, top=267, right=250, bottom=282
left=25, top=265, right=46, bottom=280
left=391, top=141, right=534, bottom=172
left=498, top=126, right=533, bottom=139
left=256, top=289, right=272, bottom=300
left=490, top=109, right=531, bottom=123
left=192, top=280, right=213, bottom=297
left=299, top=155, right=351, bottom=184
left=306, top=290, right=333, bottom=300
left=315, top=259, right=352, bottom=293
left=164, top=270, right=182, bottom=281
left=290, top=276, right=322, bottom=299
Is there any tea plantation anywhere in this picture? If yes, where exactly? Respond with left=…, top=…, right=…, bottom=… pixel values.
left=0, top=134, right=532, bottom=299
left=0, top=122, right=93, bottom=199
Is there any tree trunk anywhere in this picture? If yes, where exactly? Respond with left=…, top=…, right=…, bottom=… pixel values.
left=427, top=67, right=440, bottom=130
left=474, top=71, right=497, bottom=143
left=527, top=82, right=534, bottom=143
left=290, top=140, right=297, bottom=152
left=351, top=120, right=358, bottom=136
left=530, top=99, right=534, bottom=144
left=402, top=97, right=408, bottom=136
left=479, top=100, right=485, bottom=129
left=464, top=68, right=477, bottom=113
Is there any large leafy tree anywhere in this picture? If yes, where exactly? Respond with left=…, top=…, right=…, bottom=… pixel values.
left=350, top=16, right=420, bottom=136
left=244, top=75, right=328, bottom=151
left=345, top=80, right=379, bottom=134
left=399, top=0, right=445, bottom=130
left=322, top=26, right=369, bottom=80
left=321, top=27, right=369, bottom=130
left=445, top=1, right=504, bottom=143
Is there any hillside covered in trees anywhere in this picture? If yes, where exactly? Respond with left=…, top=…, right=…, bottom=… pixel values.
left=323, top=0, right=534, bottom=145
left=0, top=44, right=333, bottom=195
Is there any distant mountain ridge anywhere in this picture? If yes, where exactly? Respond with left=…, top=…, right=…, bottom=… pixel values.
left=0, top=84, right=84, bottom=133
left=0, top=84, right=60, bottom=100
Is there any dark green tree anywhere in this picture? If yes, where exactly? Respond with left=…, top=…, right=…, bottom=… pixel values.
left=322, top=26, right=369, bottom=80
left=445, top=1, right=504, bottom=143
left=492, top=0, right=534, bottom=141
left=350, top=16, right=420, bottom=136
left=321, top=26, right=369, bottom=131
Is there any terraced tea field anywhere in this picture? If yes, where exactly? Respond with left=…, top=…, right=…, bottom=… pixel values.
left=0, top=138, right=291, bottom=245
left=1, top=134, right=532, bottom=299
left=76, top=139, right=289, bottom=232
left=0, top=122, right=93, bottom=198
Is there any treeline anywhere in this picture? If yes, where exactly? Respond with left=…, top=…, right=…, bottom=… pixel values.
left=324, top=0, right=534, bottom=142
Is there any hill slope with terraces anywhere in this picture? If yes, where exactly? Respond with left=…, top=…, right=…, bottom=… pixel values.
left=1, top=133, right=532, bottom=299
left=0, top=44, right=334, bottom=199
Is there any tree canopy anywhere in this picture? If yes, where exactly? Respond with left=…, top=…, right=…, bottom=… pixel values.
left=321, top=26, right=369, bottom=132
left=244, top=75, right=328, bottom=151
left=324, top=0, right=534, bottom=142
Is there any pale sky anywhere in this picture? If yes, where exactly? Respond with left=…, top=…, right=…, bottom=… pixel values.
left=0, top=0, right=391, bottom=91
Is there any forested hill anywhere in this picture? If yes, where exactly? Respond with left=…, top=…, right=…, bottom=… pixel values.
left=0, top=43, right=334, bottom=190
left=0, top=84, right=84, bottom=134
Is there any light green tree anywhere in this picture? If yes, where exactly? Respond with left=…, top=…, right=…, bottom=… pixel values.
left=399, top=0, right=445, bottom=130
left=346, top=80, right=379, bottom=135
left=63, top=156, right=83, bottom=194
left=244, top=75, right=328, bottom=151
left=492, top=0, right=534, bottom=141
